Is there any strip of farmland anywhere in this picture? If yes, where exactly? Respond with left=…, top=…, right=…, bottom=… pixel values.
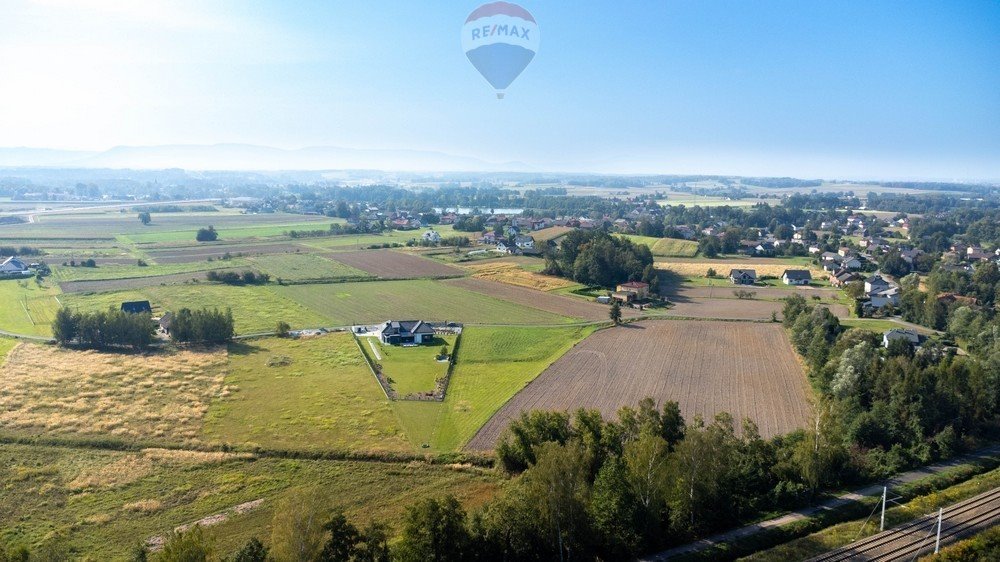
left=467, top=320, right=812, bottom=449
left=325, top=250, right=465, bottom=279
left=444, top=277, right=642, bottom=321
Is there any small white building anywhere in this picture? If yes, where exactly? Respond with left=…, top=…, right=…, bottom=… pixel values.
left=514, top=235, right=534, bottom=249
left=422, top=229, right=441, bottom=243
left=781, top=270, right=812, bottom=285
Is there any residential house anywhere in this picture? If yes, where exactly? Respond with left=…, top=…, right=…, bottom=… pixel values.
left=883, top=329, right=920, bottom=349
left=616, top=281, right=650, bottom=300
left=158, top=312, right=174, bottom=335
left=514, top=235, right=535, bottom=250
left=481, top=231, right=497, bottom=244
left=422, top=230, right=441, bottom=243
left=869, top=286, right=901, bottom=308
left=378, top=320, right=436, bottom=345
left=0, top=256, right=30, bottom=276
left=121, top=301, right=153, bottom=314
left=495, top=241, right=514, bottom=254
left=781, top=270, right=812, bottom=286
left=865, top=275, right=891, bottom=295
left=729, top=269, right=757, bottom=285
left=830, top=268, right=860, bottom=288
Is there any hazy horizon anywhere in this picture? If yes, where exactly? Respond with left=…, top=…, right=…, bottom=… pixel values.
left=2, top=1, right=998, bottom=180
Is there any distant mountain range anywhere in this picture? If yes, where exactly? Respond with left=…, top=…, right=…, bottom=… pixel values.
left=0, top=144, right=533, bottom=172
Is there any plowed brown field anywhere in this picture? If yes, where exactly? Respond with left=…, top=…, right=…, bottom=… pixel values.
left=467, top=320, right=812, bottom=449
left=326, top=250, right=465, bottom=279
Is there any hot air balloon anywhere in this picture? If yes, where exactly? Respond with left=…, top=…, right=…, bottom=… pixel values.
left=461, top=2, right=539, bottom=99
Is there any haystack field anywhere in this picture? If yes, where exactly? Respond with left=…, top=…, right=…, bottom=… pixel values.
left=655, top=260, right=825, bottom=279
left=327, top=250, right=464, bottom=279
left=467, top=320, right=812, bottom=449
left=463, top=261, right=576, bottom=291
left=0, top=344, right=228, bottom=442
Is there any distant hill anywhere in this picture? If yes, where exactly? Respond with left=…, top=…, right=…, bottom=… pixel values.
left=0, top=144, right=532, bottom=173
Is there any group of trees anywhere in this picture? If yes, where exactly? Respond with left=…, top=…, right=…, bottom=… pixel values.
left=52, top=307, right=157, bottom=350
left=196, top=226, right=219, bottom=242
left=206, top=270, right=271, bottom=285
left=169, top=308, right=236, bottom=344
left=783, top=295, right=999, bottom=477
left=544, top=230, right=655, bottom=289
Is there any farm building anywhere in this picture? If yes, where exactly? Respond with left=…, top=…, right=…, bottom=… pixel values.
left=781, top=270, right=812, bottom=285
left=0, top=256, right=30, bottom=276
left=729, top=269, right=757, bottom=285
left=378, top=320, right=435, bottom=345
left=616, top=281, right=650, bottom=299
left=121, top=300, right=153, bottom=314
left=883, top=329, right=920, bottom=348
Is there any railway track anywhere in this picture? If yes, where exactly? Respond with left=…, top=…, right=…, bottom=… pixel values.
left=807, top=487, right=1000, bottom=561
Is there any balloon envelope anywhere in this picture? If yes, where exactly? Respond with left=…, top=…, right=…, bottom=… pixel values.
left=462, top=2, right=539, bottom=97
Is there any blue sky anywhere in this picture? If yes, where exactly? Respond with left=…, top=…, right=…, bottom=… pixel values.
left=1, top=1, right=998, bottom=179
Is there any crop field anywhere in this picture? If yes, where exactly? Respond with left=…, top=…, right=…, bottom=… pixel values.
left=463, top=261, right=576, bottom=291
left=58, top=268, right=247, bottom=294
left=529, top=226, right=574, bottom=242
left=141, top=242, right=309, bottom=264
left=275, top=279, right=571, bottom=326
left=663, top=283, right=841, bottom=301
left=0, top=442, right=499, bottom=560
left=620, top=234, right=699, bottom=257
left=655, top=258, right=825, bottom=279
left=445, top=277, right=639, bottom=321
left=51, top=258, right=251, bottom=282
left=0, top=279, right=61, bottom=336
left=247, top=253, right=371, bottom=282
left=664, top=298, right=786, bottom=320
left=368, top=335, right=455, bottom=397
left=202, top=335, right=412, bottom=453
left=0, top=343, right=228, bottom=443
left=326, top=250, right=465, bottom=279
left=468, top=320, right=812, bottom=449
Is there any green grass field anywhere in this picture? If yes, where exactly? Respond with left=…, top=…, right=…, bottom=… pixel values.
left=0, top=279, right=61, bottom=336
left=0, top=337, right=17, bottom=361
left=50, top=260, right=251, bottom=282
left=392, top=326, right=597, bottom=451
left=367, top=336, right=454, bottom=396
left=247, top=253, right=371, bottom=282
left=0, top=442, right=498, bottom=560
left=620, top=234, right=699, bottom=257
left=201, top=335, right=412, bottom=453
left=64, top=285, right=330, bottom=333
left=275, top=279, right=572, bottom=326
left=300, top=226, right=456, bottom=251
left=122, top=221, right=346, bottom=244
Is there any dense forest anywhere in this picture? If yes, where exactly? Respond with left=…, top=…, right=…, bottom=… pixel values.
left=542, top=230, right=656, bottom=289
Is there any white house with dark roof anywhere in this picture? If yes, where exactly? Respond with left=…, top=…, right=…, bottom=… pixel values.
left=781, top=269, right=812, bottom=285
left=883, top=329, right=920, bottom=348
left=378, top=320, right=436, bottom=345
left=0, top=257, right=30, bottom=276
left=729, top=269, right=757, bottom=285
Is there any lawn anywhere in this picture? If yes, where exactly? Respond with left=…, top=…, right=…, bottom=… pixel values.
left=64, top=285, right=330, bottom=334
left=201, top=335, right=412, bottom=453
left=0, top=278, right=62, bottom=337
left=275, top=279, right=572, bottom=326
left=0, top=442, right=498, bottom=560
left=122, top=220, right=344, bottom=244
left=367, top=335, right=455, bottom=397
left=0, top=337, right=16, bottom=361
left=392, top=326, right=597, bottom=452
left=840, top=318, right=908, bottom=333
left=302, top=226, right=457, bottom=251
left=247, top=253, right=371, bottom=282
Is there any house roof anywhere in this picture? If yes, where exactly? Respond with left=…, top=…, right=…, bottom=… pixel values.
left=729, top=269, right=757, bottom=277
left=0, top=256, right=28, bottom=270
left=121, top=300, right=152, bottom=314
left=884, top=329, right=920, bottom=343
left=782, top=269, right=812, bottom=280
left=380, top=320, right=435, bottom=336
left=618, top=281, right=649, bottom=289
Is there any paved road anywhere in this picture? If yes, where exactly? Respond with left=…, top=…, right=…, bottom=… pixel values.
left=642, top=444, right=1000, bottom=561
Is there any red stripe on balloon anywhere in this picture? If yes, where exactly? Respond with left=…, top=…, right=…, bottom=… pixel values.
left=465, top=2, right=536, bottom=24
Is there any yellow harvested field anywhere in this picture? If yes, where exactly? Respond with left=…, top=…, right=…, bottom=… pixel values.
left=0, top=344, right=228, bottom=442
left=464, top=262, right=575, bottom=291
left=529, top=226, right=574, bottom=242
left=655, top=260, right=824, bottom=278
left=67, top=448, right=251, bottom=491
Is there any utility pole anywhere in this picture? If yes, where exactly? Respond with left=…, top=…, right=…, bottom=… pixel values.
left=880, top=486, right=887, bottom=531
left=935, top=507, right=943, bottom=554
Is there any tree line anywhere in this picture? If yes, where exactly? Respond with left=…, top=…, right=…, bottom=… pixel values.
left=207, top=270, right=270, bottom=285
left=52, top=307, right=236, bottom=349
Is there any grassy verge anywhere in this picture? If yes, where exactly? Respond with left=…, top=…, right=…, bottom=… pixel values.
left=0, top=442, right=498, bottom=560
left=369, top=335, right=455, bottom=396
